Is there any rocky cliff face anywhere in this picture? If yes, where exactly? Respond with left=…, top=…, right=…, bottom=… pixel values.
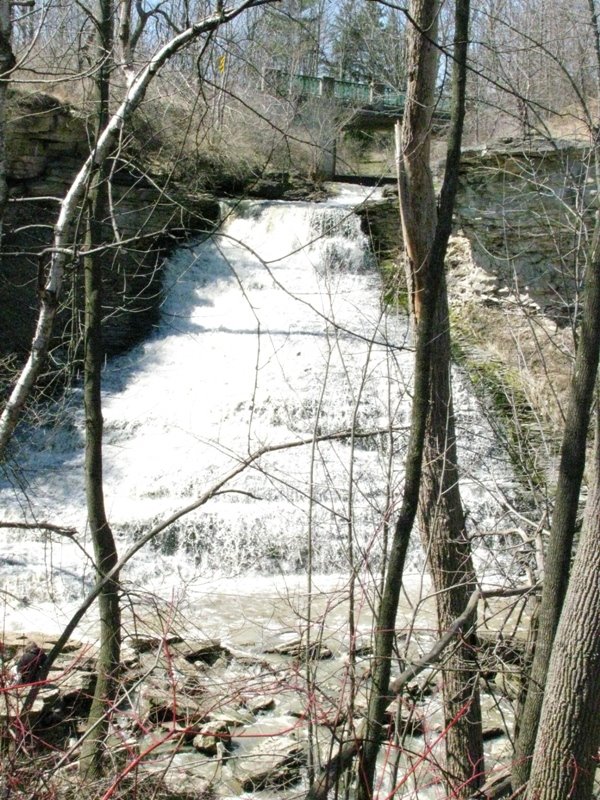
left=363, top=138, right=590, bottom=439
left=0, top=91, right=220, bottom=381
left=456, top=138, right=592, bottom=325
left=451, top=139, right=589, bottom=434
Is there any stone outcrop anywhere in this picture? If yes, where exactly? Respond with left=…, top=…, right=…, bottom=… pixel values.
left=0, top=90, right=220, bottom=379
left=456, top=137, right=592, bottom=326
left=363, top=137, right=586, bottom=438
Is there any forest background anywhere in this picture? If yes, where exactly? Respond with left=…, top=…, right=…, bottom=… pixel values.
left=1, top=1, right=600, bottom=800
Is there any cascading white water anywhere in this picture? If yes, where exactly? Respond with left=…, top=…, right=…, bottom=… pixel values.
left=0, top=187, right=513, bottom=631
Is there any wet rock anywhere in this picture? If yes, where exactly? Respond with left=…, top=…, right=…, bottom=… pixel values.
left=192, top=721, right=231, bottom=755
left=208, top=706, right=255, bottom=726
left=138, top=729, right=189, bottom=759
left=245, top=694, right=276, bottom=714
left=49, top=667, right=96, bottom=714
left=137, top=679, right=211, bottom=725
left=160, top=771, right=216, bottom=799
left=264, top=637, right=333, bottom=660
left=170, top=639, right=230, bottom=666
left=246, top=173, right=289, bottom=199
left=2, top=633, right=83, bottom=663
left=126, top=636, right=228, bottom=667
left=384, top=700, right=426, bottom=736
left=353, top=638, right=374, bottom=657
left=234, top=736, right=306, bottom=791
left=150, top=773, right=219, bottom=800
left=0, top=689, right=49, bottom=724
left=483, top=726, right=506, bottom=741
left=126, top=634, right=184, bottom=654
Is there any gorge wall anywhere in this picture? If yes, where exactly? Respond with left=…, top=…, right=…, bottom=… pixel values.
left=0, top=91, right=220, bottom=380
left=361, top=138, right=590, bottom=437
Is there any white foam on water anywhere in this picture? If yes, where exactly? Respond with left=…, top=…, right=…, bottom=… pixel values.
left=0, top=188, right=514, bottom=635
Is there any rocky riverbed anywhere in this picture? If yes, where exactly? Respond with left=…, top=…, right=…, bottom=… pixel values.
left=2, top=583, right=529, bottom=800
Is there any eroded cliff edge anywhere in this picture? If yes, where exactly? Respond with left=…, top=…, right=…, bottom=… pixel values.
left=361, top=138, right=591, bottom=470
left=0, top=91, right=221, bottom=380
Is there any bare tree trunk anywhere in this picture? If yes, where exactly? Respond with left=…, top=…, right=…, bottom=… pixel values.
left=0, top=0, right=14, bottom=238
left=524, top=406, right=600, bottom=800
left=357, top=2, right=480, bottom=798
left=78, top=1, right=121, bottom=779
left=400, top=2, right=483, bottom=796
left=512, top=160, right=600, bottom=792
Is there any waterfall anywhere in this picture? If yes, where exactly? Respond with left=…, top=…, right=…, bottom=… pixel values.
left=0, top=188, right=513, bottom=625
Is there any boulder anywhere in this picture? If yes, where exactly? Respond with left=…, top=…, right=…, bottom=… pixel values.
left=264, top=637, right=333, bottom=660
left=48, top=667, right=97, bottom=714
left=235, top=736, right=305, bottom=791
left=169, top=639, right=230, bottom=666
left=137, top=679, right=210, bottom=725
left=126, top=635, right=184, bottom=654
left=245, top=694, right=276, bottom=714
left=192, top=721, right=231, bottom=755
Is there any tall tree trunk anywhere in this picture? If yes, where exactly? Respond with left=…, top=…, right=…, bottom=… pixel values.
left=524, top=406, right=600, bottom=800
left=0, top=0, right=14, bottom=238
left=357, top=2, right=479, bottom=798
left=512, top=161, right=600, bottom=792
left=400, top=2, right=483, bottom=796
left=512, top=5, right=600, bottom=789
left=78, top=0, right=121, bottom=779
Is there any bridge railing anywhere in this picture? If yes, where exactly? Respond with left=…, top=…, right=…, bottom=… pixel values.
left=333, top=79, right=371, bottom=104
left=261, top=68, right=408, bottom=109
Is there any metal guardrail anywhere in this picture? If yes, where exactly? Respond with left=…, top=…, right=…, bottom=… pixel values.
left=262, top=68, right=408, bottom=109
left=333, top=78, right=371, bottom=104
left=260, top=69, right=453, bottom=125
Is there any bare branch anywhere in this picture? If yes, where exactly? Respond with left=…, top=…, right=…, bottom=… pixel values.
left=305, top=586, right=538, bottom=800
left=0, top=520, right=77, bottom=536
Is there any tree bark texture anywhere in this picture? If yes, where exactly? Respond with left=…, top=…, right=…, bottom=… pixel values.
left=78, top=1, right=121, bottom=779
left=357, top=2, right=480, bottom=797
left=0, top=0, right=14, bottom=237
left=513, top=166, right=600, bottom=791
left=524, top=408, right=600, bottom=800
left=400, top=2, right=483, bottom=796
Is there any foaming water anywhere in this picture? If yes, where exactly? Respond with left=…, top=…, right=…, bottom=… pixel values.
left=0, top=188, right=513, bottom=631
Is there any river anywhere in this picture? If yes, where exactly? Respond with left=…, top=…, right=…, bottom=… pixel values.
left=0, top=184, right=513, bottom=640
left=0, top=184, right=526, bottom=799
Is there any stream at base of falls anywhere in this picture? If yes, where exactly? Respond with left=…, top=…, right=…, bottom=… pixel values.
left=0, top=184, right=526, bottom=799
left=0, top=183, right=515, bottom=634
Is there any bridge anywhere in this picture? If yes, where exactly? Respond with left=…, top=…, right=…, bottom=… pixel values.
left=261, top=69, right=450, bottom=131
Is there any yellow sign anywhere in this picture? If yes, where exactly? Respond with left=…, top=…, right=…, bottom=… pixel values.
left=218, top=54, right=226, bottom=74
